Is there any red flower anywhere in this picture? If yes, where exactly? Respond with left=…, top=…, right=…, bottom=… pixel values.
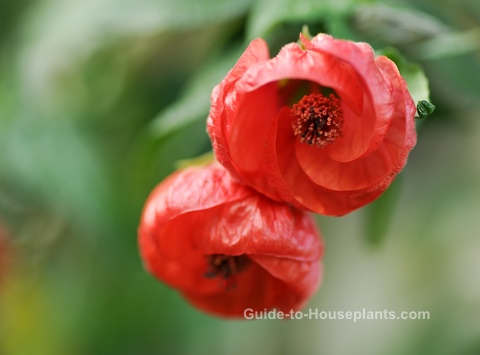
left=138, top=164, right=323, bottom=317
left=208, top=33, right=417, bottom=216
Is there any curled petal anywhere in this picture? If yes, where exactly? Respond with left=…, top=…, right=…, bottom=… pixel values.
left=208, top=38, right=270, bottom=177
left=275, top=107, right=386, bottom=215
left=305, top=34, right=396, bottom=153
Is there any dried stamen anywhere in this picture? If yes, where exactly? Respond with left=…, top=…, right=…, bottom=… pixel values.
left=291, top=93, right=344, bottom=147
left=204, top=254, right=250, bottom=290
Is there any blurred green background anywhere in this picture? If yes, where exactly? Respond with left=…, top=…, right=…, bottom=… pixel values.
left=0, top=0, right=479, bottom=354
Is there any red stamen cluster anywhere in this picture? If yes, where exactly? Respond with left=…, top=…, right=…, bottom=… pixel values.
left=291, top=93, right=344, bottom=147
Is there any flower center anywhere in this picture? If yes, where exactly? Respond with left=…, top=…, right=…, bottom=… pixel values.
left=204, top=254, right=250, bottom=289
left=291, top=93, right=343, bottom=147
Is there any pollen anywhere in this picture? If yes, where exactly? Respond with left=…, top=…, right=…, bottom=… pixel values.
left=204, top=254, right=250, bottom=290
left=291, top=93, right=344, bottom=147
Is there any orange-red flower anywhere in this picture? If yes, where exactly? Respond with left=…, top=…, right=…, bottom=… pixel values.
left=138, top=164, right=323, bottom=317
left=208, top=33, right=417, bottom=216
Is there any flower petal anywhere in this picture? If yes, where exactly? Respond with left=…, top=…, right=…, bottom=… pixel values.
left=224, top=105, right=297, bottom=204
left=237, top=43, right=364, bottom=115
left=139, top=165, right=253, bottom=294
left=293, top=52, right=415, bottom=191
left=325, top=90, right=377, bottom=162
left=139, top=164, right=324, bottom=316
left=182, top=261, right=300, bottom=317
left=195, top=194, right=322, bottom=262
left=207, top=34, right=417, bottom=216
left=208, top=38, right=270, bottom=177
left=251, top=255, right=322, bottom=310
left=228, top=82, right=281, bottom=182
left=275, top=107, right=385, bottom=215
left=238, top=39, right=383, bottom=164
left=306, top=34, right=397, bottom=156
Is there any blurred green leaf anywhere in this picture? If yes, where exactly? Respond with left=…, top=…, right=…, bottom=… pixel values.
left=127, top=119, right=211, bottom=213
left=125, top=41, right=253, bottom=214
left=401, top=64, right=431, bottom=106
left=21, top=0, right=255, bottom=53
left=411, top=27, right=480, bottom=60
left=0, top=117, right=114, bottom=236
left=351, top=4, right=450, bottom=48
left=16, top=0, right=253, bottom=124
left=126, top=45, right=252, bottom=202
left=148, top=46, right=245, bottom=138
left=246, top=0, right=361, bottom=51
left=0, top=0, right=32, bottom=45
left=364, top=176, right=403, bottom=247
left=353, top=4, right=480, bottom=60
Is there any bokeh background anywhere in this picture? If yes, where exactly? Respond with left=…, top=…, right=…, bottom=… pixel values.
left=1, top=0, right=479, bottom=354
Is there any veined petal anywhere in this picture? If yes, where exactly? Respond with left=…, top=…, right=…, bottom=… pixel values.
left=139, top=164, right=323, bottom=317
left=195, top=195, right=322, bottom=262
left=229, top=82, right=280, bottom=174
left=208, top=38, right=270, bottom=177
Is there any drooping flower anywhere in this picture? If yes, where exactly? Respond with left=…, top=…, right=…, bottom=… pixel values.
left=138, top=163, right=323, bottom=317
left=208, top=33, right=417, bottom=216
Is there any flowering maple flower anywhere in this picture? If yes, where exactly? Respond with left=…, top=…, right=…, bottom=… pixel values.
left=138, top=163, right=323, bottom=318
left=207, top=33, right=417, bottom=216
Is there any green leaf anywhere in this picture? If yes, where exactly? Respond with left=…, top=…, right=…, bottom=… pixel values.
left=364, top=176, right=403, bottom=247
